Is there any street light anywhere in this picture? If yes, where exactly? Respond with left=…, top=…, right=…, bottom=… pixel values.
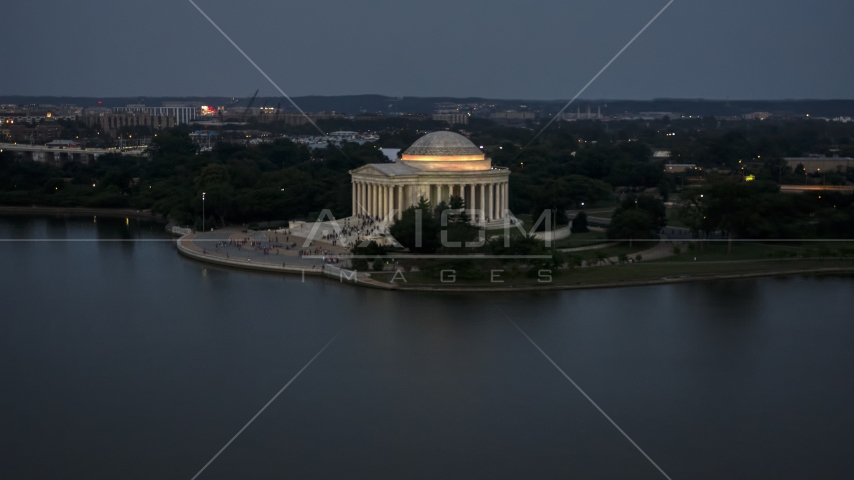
left=202, top=192, right=206, bottom=232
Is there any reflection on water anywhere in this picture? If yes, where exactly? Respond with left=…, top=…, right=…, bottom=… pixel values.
left=1, top=215, right=853, bottom=479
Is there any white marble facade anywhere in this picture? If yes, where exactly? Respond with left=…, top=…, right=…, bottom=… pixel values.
left=349, top=132, right=511, bottom=225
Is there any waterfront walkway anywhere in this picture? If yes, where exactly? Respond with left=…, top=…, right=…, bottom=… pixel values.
left=189, top=228, right=350, bottom=269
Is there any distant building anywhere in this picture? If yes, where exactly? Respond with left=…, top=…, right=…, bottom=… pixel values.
left=190, top=130, right=218, bottom=150
left=256, top=111, right=344, bottom=125
left=82, top=111, right=176, bottom=133
left=663, top=163, right=697, bottom=173
left=784, top=157, right=853, bottom=174
left=432, top=113, right=469, bottom=125
left=113, top=104, right=197, bottom=124
left=562, top=106, right=603, bottom=121
left=744, top=112, right=772, bottom=120
left=637, top=112, right=678, bottom=120
left=146, top=106, right=196, bottom=124
left=491, top=111, right=535, bottom=121
left=0, top=104, right=78, bottom=124
left=1, top=123, right=63, bottom=143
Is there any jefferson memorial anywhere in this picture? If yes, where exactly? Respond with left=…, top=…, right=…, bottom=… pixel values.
left=349, top=132, right=511, bottom=226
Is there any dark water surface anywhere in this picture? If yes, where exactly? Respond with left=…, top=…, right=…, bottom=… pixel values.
left=1, top=215, right=853, bottom=479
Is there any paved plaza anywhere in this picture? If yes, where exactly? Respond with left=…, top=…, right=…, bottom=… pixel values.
left=189, top=228, right=350, bottom=269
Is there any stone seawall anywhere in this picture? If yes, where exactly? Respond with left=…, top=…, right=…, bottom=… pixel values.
left=176, top=234, right=854, bottom=294
left=0, top=206, right=161, bottom=220
left=176, top=234, right=396, bottom=289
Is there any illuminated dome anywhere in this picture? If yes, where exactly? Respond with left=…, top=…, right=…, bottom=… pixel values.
left=401, top=131, right=489, bottom=171
left=404, top=131, right=483, bottom=157
left=350, top=132, right=511, bottom=226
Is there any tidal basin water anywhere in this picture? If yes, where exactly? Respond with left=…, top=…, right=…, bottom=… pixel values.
left=1, top=215, right=853, bottom=479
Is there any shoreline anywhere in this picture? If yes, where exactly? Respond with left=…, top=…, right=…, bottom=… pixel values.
left=175, top=233, right=854, bottom=293
left=3, top=211, right=850, bottom=293
left=0, top=205, right=164, bottom=221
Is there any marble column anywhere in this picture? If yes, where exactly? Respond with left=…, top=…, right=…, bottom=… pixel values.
left=365, top=183, right=370, bottom=217
left=479, top=184, right=485, bottom=224
left=378, top=184, right=384, bottom=219
left=469, top=184, right=475, bottom=222
left=489, top=183, right=494, bottom=221
left=354, top=182, right=360, bottom=216
left=503, top=182, right=508, bottom=218
left=380, top=185, right=391, bottom=218
left=495, top=183, right=501, bottom=219
left=492, top=182, right=498, bottom=220
left=498, top=182, right=504, bottom=219
left=397, top=185, right=403, bottom=220
left=501, top=182, right=510, bottom=218
left=351, top=182, right=356, bottom=216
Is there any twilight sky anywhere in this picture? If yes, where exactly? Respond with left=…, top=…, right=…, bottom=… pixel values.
left=2, top=0, right=851, bottom=100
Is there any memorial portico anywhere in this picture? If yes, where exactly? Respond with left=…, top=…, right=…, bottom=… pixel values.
left=349, top=132, right=511, bottom=225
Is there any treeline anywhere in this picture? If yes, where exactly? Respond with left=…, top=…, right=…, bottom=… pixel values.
left=679, top=178, right=854, bottom=240
left=476, top=118, right=854, bottom=220
left=2, top=118, right=854, bottom=235
left=0, top=130, right=383, bottom=227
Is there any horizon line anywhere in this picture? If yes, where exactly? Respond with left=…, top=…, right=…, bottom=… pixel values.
left=2, top=94, right=854, bottom=103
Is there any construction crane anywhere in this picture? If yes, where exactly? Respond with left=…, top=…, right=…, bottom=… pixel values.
left=241, top=89, right=259, bottom=121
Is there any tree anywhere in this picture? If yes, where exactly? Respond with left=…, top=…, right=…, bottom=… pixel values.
left=194, top=164, right=234, bottom=227
left=351, top=241, right=385, bottom=270
left=613, top=195, right=666, bottom=232
left=571, top=211, right=589, bottom=233
left=531, top=179, right=570, bottom=228
left=388, top=197, right=439, bottom=254
left=607, top=210, right=656, bottom=241
left=350, top=257, right=368, bottom=271
left=372, top=257, right=384, bottom=271
left=434, top=200, right=449, bottom=219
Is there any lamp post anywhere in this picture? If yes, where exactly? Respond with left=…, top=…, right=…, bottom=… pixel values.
left=202, top=192, right=206, bottom=232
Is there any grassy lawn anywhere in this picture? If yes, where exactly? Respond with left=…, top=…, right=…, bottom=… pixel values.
left=568, top=206, right=617, bottom=217
left=360, top=239, right=854, bottom=289
left=662, top=240, right=854, bottom=262
left=571, top=241, right=658, bottom=263
left=553, top=229, right=607, bottom=248
left=485, top=213, right=568, bottom=236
